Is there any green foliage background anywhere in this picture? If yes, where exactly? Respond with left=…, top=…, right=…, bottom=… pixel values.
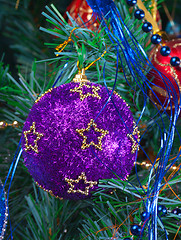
left=0, top=0, right=181, bottom=239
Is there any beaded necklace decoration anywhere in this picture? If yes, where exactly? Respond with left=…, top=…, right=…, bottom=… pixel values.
left=126, top=0, right=180, bottom=67
left=0, top=120, right=20, bottom=130
left=0, top=180, right=8, bottom=240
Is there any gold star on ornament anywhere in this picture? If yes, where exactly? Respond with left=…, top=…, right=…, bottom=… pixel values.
left=127, top=122, right=140, bottom=154
left=23, top=122, right=43, bottom=153
left=65, top=172, right=98, bottom=195
left=76, top=119, right=109, bottom=150
left=70, top=82, right=101, bottom=101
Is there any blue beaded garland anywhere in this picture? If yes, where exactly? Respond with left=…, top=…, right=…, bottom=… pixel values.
left=0, top=180, right=8, bottom=240
left=172, top=208, right=181, bottom=216
left=160, top=46, right=171, bottom=56
left=157, top=205, right=167, bottom=216
left=130, top=224, right=141, bottom=236
left=151, top=34, right=162, bottom=44
left=141, top=211, right=148, bottom=222
left=170, top=56, right=180, bottom=67
left=125, top=0, right=180, bottom=68
left=134, top=9, right=145, bottom=20
left=142, top=22, right=152, bottom=32
left=126, top=0, right=137, bottom=6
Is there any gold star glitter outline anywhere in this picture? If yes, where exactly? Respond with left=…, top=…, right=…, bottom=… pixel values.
left=70, top=82, right=101, bottom=101
left=35, top=181, right=63, bottom=200
left=23, top=122, right=44, bottom=153
left=65, top=172, right=98, bottom=195
left=127, top=122, right=140, bottom=154
left=76, top=119, right=109, bottom=151
left=35, top=88, right=53, bottom=104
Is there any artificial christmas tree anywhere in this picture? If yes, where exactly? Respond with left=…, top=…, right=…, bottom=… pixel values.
left=0, top=0, right=181, bottom=239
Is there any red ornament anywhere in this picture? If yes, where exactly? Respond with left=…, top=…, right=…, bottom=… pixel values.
left=65, top=0, right=99, bottom=30
left=148, top=39, right=181, bottom=110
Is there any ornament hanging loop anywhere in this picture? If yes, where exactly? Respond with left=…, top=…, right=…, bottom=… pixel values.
left=55, top=27, right=78, bottom=56
left=74, top=49, right=106, bottom=83
left=73, top=67, right=89, bottom=83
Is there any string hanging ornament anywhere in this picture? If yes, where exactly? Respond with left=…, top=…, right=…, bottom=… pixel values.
left=21, top=29, right=140, bottom=200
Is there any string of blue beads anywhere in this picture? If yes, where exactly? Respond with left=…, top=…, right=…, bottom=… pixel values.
left=172, top=208, right=181, bottom=216
left=130, top=205, right=168, bottom=237
left=157, top=205, right=167, bottom=216
left=141, top=206, right=181, bottom=218
left=130, top=224, right=141, bottom=236
left=140, top=205, right=167, bottom=222
left=126, top=0, right=181, bottom=67
left=134, top=9, right=144, bottom=19
left=130, top=206, right=181, bottom=237
left=0, top=181, right=8, bottom=240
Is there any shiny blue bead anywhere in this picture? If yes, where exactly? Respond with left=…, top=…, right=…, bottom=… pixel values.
left=142, top=22, right=152, bottom=32
left=134, top=9, right=145, bottom=20
left=172, top=208, right=181, bottom=216
left=126, top=0, right=137, bottom=6
left=130, top=224, right=141, bottom=236
left=158, top=205, right=167, bottom=216
left=124, top=238, right=132, bottom=240
left=141, top=211, right=148, bottom=222
left=170, top=57, right=180, bottom=66
left=151, top=34, right=162, bottom=44
left=160, top=46, right=171, bottom=56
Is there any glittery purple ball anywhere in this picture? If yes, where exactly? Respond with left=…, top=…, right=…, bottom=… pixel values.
left=22, top=82, right=139, bottom=200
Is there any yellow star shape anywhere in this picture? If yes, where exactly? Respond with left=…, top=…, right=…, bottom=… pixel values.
left=127, top=122, right=140, bottom=154
left=76, top=119, right=109, bottom=151
left=65, top=172, right=98, bottom=195
left=70, top=82, right=101, bottom=101
left=23, top=122, right=43, bottom=153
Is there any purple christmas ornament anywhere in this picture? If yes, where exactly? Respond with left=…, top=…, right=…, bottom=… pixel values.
left=22, top=80, right=140, bottom=200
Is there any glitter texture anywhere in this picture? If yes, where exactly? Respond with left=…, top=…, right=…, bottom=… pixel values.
left=65, top=172, right=98, bottom=195
left=0, top=180, right=8, bottom=239
left=76, top=118, right=109, bottom=150
left=22, top=82, right=139, bottom=200
left=23, top=122, right=44, bottom=153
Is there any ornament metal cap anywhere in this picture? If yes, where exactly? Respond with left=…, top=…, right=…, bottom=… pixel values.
left=73, top=68, right=89, bottom=83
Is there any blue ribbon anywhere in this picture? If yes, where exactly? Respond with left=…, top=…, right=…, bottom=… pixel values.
left=86, top=0, right=181, bottom=239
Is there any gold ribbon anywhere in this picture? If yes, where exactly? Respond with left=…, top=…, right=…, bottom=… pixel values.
left=137, top=0, right=160, bottom=33
left=151, top=0, right=157, bottom=22
left=15, top=0, right=20, bottom=9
